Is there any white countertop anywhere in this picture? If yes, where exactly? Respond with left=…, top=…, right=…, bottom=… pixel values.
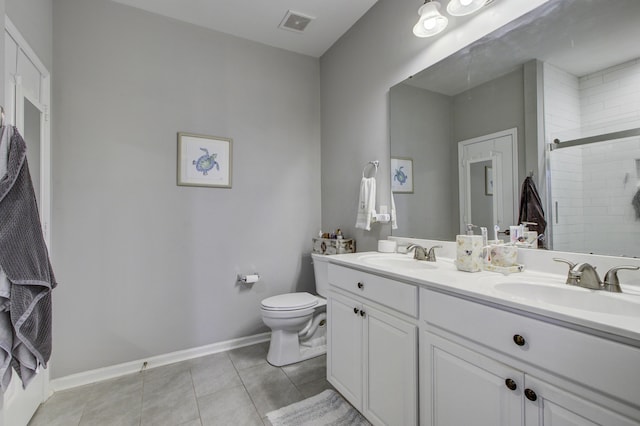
left=328, top=251, right=640, bottom=346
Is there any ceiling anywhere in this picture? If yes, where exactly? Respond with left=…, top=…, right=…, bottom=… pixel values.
left=111, top=0, right=379, bottom=58
left=405, top=0, right=640, bottom=96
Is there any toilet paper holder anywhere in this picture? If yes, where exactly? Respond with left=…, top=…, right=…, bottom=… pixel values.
left=237, top=273, right=260, bottom=284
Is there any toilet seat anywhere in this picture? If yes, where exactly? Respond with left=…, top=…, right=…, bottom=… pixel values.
left=261, top=292, right=319, bottom=311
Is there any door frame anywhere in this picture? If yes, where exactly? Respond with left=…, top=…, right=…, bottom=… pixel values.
left=2, top=15, right=52, bottom=426
left=458, top=128, right=518, bottom=234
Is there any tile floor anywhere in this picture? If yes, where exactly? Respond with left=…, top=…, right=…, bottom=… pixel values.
left=28, top=342, right=333, bottom=426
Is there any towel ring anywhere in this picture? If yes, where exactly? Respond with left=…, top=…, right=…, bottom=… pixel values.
left=362, top=161, right=379, bottom=178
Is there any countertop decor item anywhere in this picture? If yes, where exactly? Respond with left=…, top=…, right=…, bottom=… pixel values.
left=177, top=132, right=233, bottom=188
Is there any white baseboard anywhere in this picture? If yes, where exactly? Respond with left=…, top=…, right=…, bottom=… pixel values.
left=50, top=332, right=271, bottom=392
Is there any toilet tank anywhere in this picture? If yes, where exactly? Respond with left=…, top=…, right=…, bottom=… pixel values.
left=311, top=253, right=330, bottom=297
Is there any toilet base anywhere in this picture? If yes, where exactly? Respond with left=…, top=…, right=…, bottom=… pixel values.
left=267, top=335, right=326, bottom=367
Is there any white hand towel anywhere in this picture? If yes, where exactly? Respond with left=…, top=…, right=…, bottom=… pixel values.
left=391, top=192, right=398, bottom=230
left=356, top=177, right=376, bottom=231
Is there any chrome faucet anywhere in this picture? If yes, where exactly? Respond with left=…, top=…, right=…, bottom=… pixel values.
left=554, top=258, right=639, bottom=292
left=567, top=263, right=602, bottom=290
left=407, top=244, right=442, bottom=262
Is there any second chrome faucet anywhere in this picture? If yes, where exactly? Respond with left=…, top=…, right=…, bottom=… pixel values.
left=554, top=258, right=639, bottom=293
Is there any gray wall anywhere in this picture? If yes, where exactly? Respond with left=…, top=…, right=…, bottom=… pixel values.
left=51, top=0, right=320, bottom=378
left=320, top=0, right=544, bottom=251
left=451, top=68, right=526, bottom=232
left=389, top=84, right=452, bottom=239
left=452, top=69, right=525, bottom=145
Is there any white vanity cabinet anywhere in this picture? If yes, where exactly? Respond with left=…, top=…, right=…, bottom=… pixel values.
left=327, top=264, right=418, bottom=426
left=421, top=288, right=640, bottom=426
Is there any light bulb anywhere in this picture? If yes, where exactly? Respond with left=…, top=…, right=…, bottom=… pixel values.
left=413, top=1, right=448, bottom=38
left=447, top=0, right=487, bottom=16
left=423, top=18, right=437, bottom=30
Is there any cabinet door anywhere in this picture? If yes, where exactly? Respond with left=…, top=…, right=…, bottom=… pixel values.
left=363, top=305, right=418, bottom=426
left=523, top=376, right=639, bottom=426
left=422, top=332, right=524, bottom=426
left=327, top=293, right=363, bottom=408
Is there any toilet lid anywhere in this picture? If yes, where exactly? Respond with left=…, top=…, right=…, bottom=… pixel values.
left=261, top=292, right=319, bottom=311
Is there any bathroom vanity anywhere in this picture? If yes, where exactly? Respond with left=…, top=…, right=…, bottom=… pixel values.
left=326, top=248, right=640, bottom=426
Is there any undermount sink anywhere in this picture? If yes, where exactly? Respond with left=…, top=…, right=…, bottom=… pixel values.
left=493, top=282, right=640, bottom=316
left=359, top=254, right=437, bottom=270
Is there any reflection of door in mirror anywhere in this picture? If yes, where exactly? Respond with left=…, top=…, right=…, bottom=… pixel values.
left=24, top=98, right=42, bottom=207
left=458, top=128, right=518, bottom=234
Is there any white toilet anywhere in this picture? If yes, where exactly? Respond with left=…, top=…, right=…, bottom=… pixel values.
left=260, top=253, right=329, bottom=366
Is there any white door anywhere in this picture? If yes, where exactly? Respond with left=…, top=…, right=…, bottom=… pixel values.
left=422, top=332, right=524, bottom=426
left=363, top=305, right=417, bottom=426
left=327, top=293, right=363, bottom=409
left=523, top=376, right=638, bottom=426
left=458, top=128, right=518, bottom=234
left=2, top=17, right=51, bottom=426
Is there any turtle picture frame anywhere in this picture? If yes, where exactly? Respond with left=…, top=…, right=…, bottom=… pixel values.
left=177, top=132, right=233, bottom=188
left=391, top=157, right=413, bottom=193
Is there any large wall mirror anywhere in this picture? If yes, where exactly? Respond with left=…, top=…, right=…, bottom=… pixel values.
left=389, top=0, right=640, bottom=257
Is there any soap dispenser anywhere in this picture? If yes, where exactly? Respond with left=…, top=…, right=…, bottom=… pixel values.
left=456, top=224, right=484, bottom=272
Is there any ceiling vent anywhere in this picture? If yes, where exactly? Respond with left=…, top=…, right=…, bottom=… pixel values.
left=279, top=10, right=315, bottom=33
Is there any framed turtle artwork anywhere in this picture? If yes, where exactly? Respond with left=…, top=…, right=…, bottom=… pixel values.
left=391, top=157, right=413, bottom=193
left=177, top=132, right=233, bottom=188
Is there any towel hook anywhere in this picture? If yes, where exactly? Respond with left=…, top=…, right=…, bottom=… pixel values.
left=362, top=160, right=379, bottom=178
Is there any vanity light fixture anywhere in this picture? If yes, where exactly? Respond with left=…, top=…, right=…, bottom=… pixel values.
left=446, top=0, right=488, bottom=16
left=413, top=0, right=449, bottom=38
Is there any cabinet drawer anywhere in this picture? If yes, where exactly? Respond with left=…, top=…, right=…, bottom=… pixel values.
left=421, top=288, right=640, bottom=409
left=329, top=264, right=418, bottom=317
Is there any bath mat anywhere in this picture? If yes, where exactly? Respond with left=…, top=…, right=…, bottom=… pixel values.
left=266, top=389, right=371, bottom=426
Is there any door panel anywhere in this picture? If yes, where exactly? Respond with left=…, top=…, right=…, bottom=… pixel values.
left=364, top=306, right=417, bottom=426
left=524, top=376, right=638, bottom=426
left=327, top=293, right=363, bottom=408
left=423, top=332, right=523, bottom=426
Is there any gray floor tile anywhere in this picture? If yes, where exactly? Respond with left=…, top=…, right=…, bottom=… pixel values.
left=28, top=384, right=94, bottom=426
left=296, top=377, right=335, bottom=398
left=281, top=355, right=327, bottom=387
left=227, top=342, right=269, bottom=370
left=198, top=385, right=263, bottom=426
left=88, top=372, right=144, bottom=401
left=143, top=359, right=192, bottom=384
left=79, top=394, right=142, bottom=426
left=187, top=351, right=233, bottom=374
left=178, top=419, right=203, bottom=426
left=141, top=370, right=200, bottom=426
left=238, top=364, right=304, bottom=417
left=245, top=376, right=304, bottom=418
left=143, top=365, right=192, bottom=395
left=79, top=373, right=144, bottom=426
left=190, top=352, right=241, bottom=397
left=192, top=367, right=242, bottom=398
left=28, top=342, right=330, bottom=426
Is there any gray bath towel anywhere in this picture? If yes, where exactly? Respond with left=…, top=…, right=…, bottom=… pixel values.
left=0, top=126, right=57, bottom=390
